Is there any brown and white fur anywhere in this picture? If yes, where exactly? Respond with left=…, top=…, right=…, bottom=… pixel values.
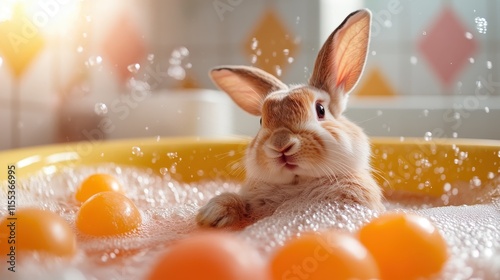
left=196, top=9, right=384, bottom=229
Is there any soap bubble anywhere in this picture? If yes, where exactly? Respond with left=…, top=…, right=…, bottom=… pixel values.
left=168, top=47, right=190, bottom=80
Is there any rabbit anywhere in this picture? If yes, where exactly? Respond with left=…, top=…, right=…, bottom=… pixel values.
left=196, top=9, right=384, bottom=229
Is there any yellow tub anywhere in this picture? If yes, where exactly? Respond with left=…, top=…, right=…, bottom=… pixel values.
left=1, top=137, right=499, bottom=198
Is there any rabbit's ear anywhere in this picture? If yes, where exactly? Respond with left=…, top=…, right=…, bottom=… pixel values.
left=309, top=9, right=371, bottom=116
left=210, top=66, right=287, bottom=116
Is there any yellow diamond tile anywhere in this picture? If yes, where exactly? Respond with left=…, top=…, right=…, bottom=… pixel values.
left=0, top=4, right=45, bottom=79
left=244, top=9, right=298, bottom=77
left=355, top=68, right=396, bottom=97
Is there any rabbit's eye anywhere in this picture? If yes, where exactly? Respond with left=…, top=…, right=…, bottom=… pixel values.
left=316, top=103, right=325, bottom=119
left=259, top=117, right=262, bottom=126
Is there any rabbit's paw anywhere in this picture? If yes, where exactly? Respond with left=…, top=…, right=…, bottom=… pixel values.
left=196, top=193, right=248, bottom=228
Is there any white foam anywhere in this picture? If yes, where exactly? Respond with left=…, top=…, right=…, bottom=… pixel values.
left=1, top=164, right=499, bottom=279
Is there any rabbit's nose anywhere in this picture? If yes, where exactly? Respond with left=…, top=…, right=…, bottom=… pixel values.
left=268, top=130, right=301, bottom=155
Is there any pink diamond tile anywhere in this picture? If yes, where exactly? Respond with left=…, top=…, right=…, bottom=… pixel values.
left=418, top=6, right=477, bottom=88
left=102, top=14, right=147, bottom=83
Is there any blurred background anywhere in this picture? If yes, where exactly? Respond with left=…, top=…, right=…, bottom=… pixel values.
left=0, top=0, right=499, bottom=150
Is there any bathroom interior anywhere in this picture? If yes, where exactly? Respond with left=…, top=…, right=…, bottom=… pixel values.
left=0, top=0, right=499, bottom=279
left=0, top=0, right=499, bottom=149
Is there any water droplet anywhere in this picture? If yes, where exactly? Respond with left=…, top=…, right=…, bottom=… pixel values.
left=94, top=103, right=108, bottom=116
left=486, top=61, right=492, bottom=69
left=423, top=109, right=429, bottom=117
left=452, top=132, right=458, bottom=138
left=399, top=136, right=405, bottom=142
left=465, top=32, right=473, bottom=39
left=443, top=182, right=451, bottom=192
left=283, top=49, right=290, bottom=56
left=458, top=151, right=468, bottom=160
left=147, top=54, right=155, bottom=63
left=376, top=110, right=383, bottom=116
left=82, top=32, right=88, bottom=38
left=470, top=176, right=481, bottom=188
left=95, top=56, right=103, bottom=64
left=128, top=63, right=141, bottom=73
left=76, top=46, right=83, bottom=53
left=476, top=80, right=483, bottom=88
left=145, top=126, right=149, bottom=131
left=197, top=170, right=204, bottom=176
left=178, top=47, right=189, bottom=57
left=485, top=107, right=490, bottom=113
left=250, top=54, right=258, bottom=64
left=185, top=63, right=192, bottom=69
left=384, top=20, right=392, bottom=28
left=275, top=65, right=282, bottom=77
left=167, top=152, right=178, bottom=159
left=156, top=135, right=161, bottom=142
left=296, top=16, right=300, bottom=24
left=251, top=38, right=258, bottom=50
left=424, top=131, right=432, bottom=141
left=422, top=31, right=427, bottom=35
left=410, top=56, right=418, bottom=64
left=168, top=65, right=185, bottom=80
left=454, top=112, right=460, bottom=119
left=159, top=167, right=168, bottom=175
left=371, top=50, right=376, bottom=56
left=469, top=57, right=475, bottom=64
left=170, top=165, right=177, bottom=174
left=474, top=17, right=488, bottom=34
left=487, top=172, right=495, bottom=179
left=287, top=57, right=294, bottom=63
left=131, top=146, right=143, bottom=157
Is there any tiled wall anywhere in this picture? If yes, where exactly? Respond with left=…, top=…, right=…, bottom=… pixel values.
left=0, top=0, right=499, bottom=150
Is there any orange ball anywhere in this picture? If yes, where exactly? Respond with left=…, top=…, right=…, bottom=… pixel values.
left=270, top=231, right=379, bottom=280
left=147, top=232, right=269, bottom=280
left=75, top=174, right=123, bottom=203
left=0, top=208, right=76, bottom=257
left=358, top=212, right=448, bottom=280
left=76, top=191, right=142, bottom=236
